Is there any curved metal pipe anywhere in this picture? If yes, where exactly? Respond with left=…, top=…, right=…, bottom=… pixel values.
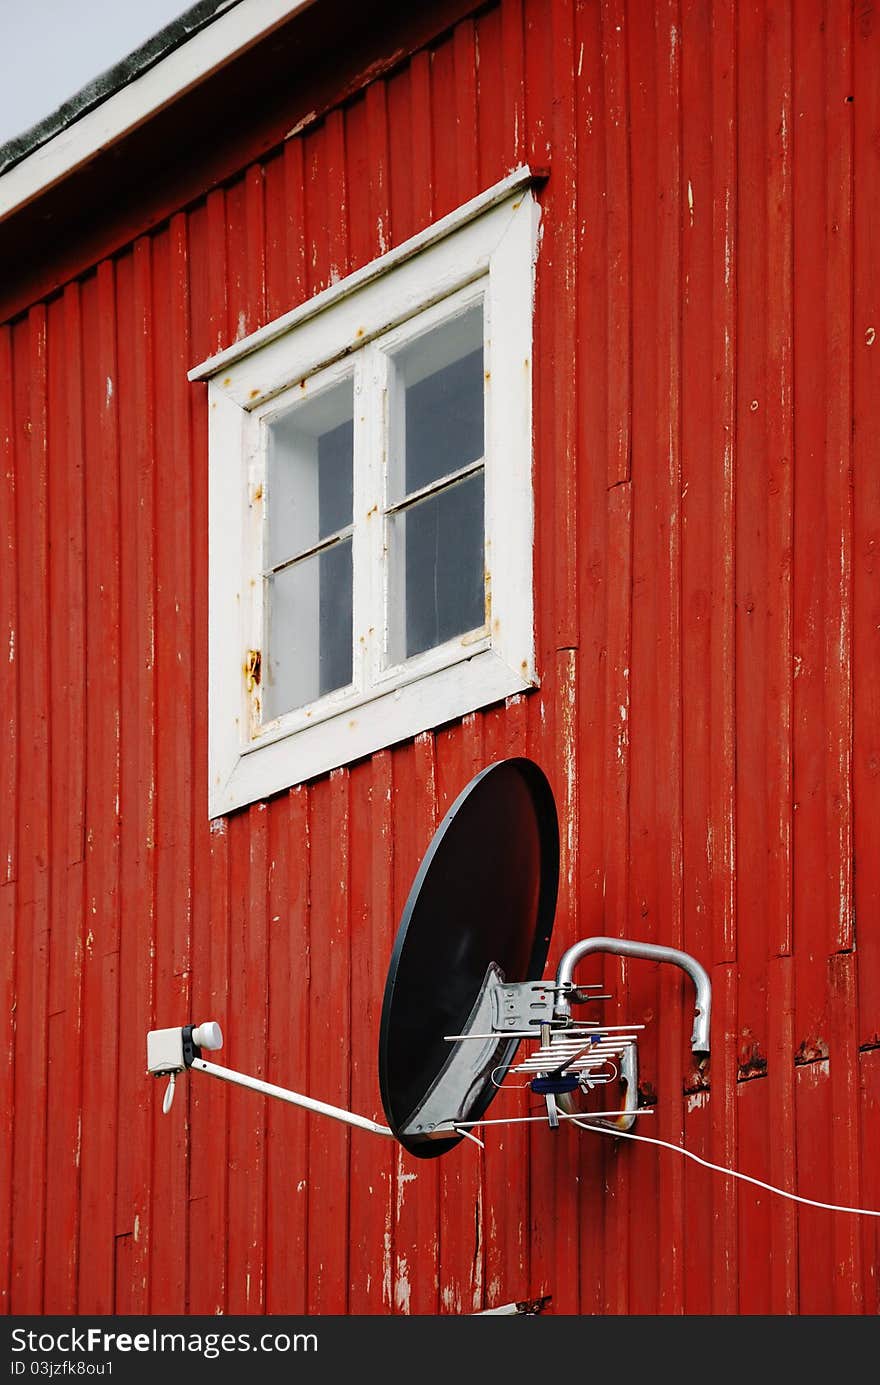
left=553, top=937, right=711, bottom=1056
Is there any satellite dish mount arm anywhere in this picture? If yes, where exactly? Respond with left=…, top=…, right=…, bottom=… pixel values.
left=553, top=937, right=711, bottom=1057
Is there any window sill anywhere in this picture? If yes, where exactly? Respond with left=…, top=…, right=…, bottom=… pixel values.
left=210, top=646, right=537, bottom=817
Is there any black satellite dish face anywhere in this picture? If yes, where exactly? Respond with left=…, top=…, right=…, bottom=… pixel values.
left=379, top=757, right=559, bottom=1158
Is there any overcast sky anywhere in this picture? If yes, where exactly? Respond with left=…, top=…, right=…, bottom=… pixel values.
left=0, top=0, right=194, bottom=146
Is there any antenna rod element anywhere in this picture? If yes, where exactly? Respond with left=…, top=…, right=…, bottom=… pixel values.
left=553, top=937, right=711, bottom=1056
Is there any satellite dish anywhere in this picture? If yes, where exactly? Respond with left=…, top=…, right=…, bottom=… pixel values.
left=147, top=756, right=711, bottom=1155
left=378, top=757, right=560, bottom=1157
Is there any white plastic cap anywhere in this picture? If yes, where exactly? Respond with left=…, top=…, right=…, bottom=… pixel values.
left=192, top=1021, right=223, bottom=1051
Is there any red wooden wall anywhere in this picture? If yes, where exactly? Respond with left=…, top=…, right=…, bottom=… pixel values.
left=1, top=0, right=879, bottom=1315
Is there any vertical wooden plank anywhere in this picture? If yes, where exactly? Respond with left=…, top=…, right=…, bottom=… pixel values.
left=306, top=770, right=351, bottom=1313
left=263, top=152, right=288, bottom=325
left=572, top=0, right=613, bottom=1315
left=482, top=700, right=537, bottom=1310
left=709, top=0, right=737, bottom=974
left=371, top=753, right=396, bottom=1314
left=227, top=805, right=269, bottom=1313
left=734, top=0, right=769, bottom=1101
left=767, top=953, right=797, bottom=1311
left=386, top=66, right=415, bottom=247
left=150, top=214, right=193, bottom=1312
left=710, top=961, right=738, bottom=1311
left=409, top=51, right=434, bottom=230
left=430, top=39, right=457, bottom=221
left=625, top=0, right=662, bottom=1314
left=823, top=0, right=854, bottom=958
left=763, top=0, right=797, bottom=1313
left=245, top=165, right=267, bottom=332
left=0, top=881, right=14, bottom=1311
left=113, top=239, right=157, bottom=1316
left=549, top=0, right=579, bottom=660
left=435, top=716, right=484, bottom=1314
left=365, top=82, right=391, bottom=257
left=206, top=188, right=229, bottom=355
left=0, top=314, right=18, bottom=1319
left=187, top=188, right=229, bottom=1315
left=78, top=263, right=121, bottom=1313
left=858, top=1049, right=880, bottom=1315
left=708, top=0, right=738, bottom=1312
left=682, top=1084, right=712, bottom=1314
left=264, top=795, right=292, bottom=1311
left=224, top=177, right=249, bottom=344
left=344, top=96, right=371, bottom=275
left=188, top=815, right=230, bottom=1315
left=736, top=1076, right=772, bottom=1312
left=734, top=0, right=775, bottom=1314
left=527, top=661, right=581, bottom=1316
left=283, top=136, right=309, bottom=308
left=828, top=952, right=862, bottom=1311
left=680, top=0, right=714, bottom=1007
left=764, top=0, right=794, bottom=962
left=679, top=0, right=716, bottom=1318
left=267, top=786, right=310, bottom=1313
left=501, top=0, right=527, bottom=169
left=475, top=4, right=504, bottom=185
left=653, top=0, right=686, bottom=1317
left=0, top=324, right=16, bottom=891
left=44, top=287, right=87, bottom=1312
left=792, top=0, right=833, bottom=1037
left=348, top=753, right=395, bottom=1314
left=852, top=0, right=880, bottom=1044
left=519, top=0, right=581, bottom=1317
left=453, top=19, right=479, bottom=202
left=10, top=308, right=50, bottom=1312
left=391, top=736, right=440, bottom=1314
left=795, top=1055, right=834, bottom=1313
left=324, top=110, right=349, bottom=286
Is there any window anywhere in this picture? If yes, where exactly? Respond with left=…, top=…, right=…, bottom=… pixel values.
left=191, top=167, right=541, bottom=817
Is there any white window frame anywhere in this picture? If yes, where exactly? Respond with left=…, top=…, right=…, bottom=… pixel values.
left=190, top=166, right=542, bottom=817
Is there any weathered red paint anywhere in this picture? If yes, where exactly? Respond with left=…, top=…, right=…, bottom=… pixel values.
left=1, top=0, right=878, bottom=1315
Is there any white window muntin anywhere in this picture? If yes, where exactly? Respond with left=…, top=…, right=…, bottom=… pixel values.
left=201, top=172, right=540, bottom=816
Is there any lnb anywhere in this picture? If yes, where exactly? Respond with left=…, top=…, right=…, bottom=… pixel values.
left=146, top=1020, right=224, bottom=1076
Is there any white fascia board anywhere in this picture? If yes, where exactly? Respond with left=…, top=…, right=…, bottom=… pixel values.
left=0, top=0, right=317, bottom=224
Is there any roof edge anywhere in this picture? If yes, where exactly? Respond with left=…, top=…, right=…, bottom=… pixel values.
left=0, top=0, right=317, bottom=224
left=0, top=0, right=244, bottom=178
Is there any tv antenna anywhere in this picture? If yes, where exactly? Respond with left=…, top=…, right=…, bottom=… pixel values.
left=147, top=758, right=711, bottom=1150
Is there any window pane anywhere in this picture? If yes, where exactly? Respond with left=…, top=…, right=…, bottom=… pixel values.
left=388, top=470, right=484, bottom=663
left=264, top=538, right=353, bottom=717
left=267, top=379, right=353, bottom=566
left=390, top=303, right=484, bottom=500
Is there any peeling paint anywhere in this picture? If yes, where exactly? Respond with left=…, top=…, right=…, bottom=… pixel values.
left=396, top=1169, right=417, bottom=1221
left=394, top=1255, right=411, bottom=1314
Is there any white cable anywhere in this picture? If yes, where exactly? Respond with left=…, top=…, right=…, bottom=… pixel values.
left=571, top=1119, right=880, bottom=1217
left=457, top=1126, right=486, bottom=1149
